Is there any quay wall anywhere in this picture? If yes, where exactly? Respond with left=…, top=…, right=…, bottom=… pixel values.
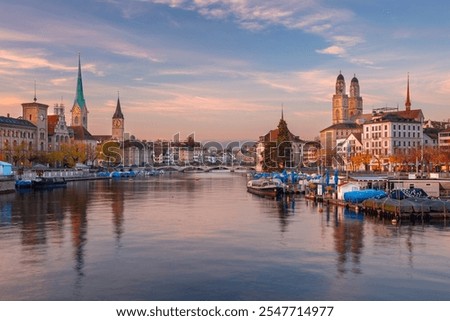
left=0, top=176, right=15, bottom=193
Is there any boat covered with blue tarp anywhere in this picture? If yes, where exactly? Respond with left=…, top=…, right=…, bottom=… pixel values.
left=344, top=189, right=387, bottom=204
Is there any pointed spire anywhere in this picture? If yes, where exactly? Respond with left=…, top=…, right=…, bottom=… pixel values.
left=74, top=53, right=87, bottom=110
left=33, top=80, right=37, bottom=102
left=113, top=93, right=124, bottom=119
left=405, top=73, right=411, bottom=111
left=281, top=103, right=284, bottom=121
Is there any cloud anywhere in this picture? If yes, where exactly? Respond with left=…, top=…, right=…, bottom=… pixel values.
left=316, top=45, right=346, bottom=56
left=144, top=0, right=352, bottom=34
left=0, top=49, right=74, bottom=71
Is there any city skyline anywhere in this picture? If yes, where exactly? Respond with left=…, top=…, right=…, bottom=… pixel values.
left=0, top=0, right=449, bottom=141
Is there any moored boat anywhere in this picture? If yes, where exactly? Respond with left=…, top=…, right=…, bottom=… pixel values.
left=15, top=179, right=32, bottom=189
left=32, top=177, right=67, bottom=189
left=247, top=178, right=284, bottom=198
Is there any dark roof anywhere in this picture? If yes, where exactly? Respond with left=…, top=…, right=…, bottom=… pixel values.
left=92, top=135, right=113, bottom=142
left=337, top=73, right=344, bottom=81
left=423, top=128, right=440, bottom=140
left=320, top=122, right=362, bottom=132
left=368, top=109, right=423, bottom=123
left=0, top=116, right=36, bottom=128
left=351, top=76, right=358, bottom=83
left=112, top=98, right=124, bottom=119
left=69, top=126, right=95, bottom=141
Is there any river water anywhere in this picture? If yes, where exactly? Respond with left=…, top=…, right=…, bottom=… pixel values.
left=1, top=173, right=450, bottom=301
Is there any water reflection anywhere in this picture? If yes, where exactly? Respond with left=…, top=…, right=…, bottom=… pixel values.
left=0, top=175, right=450, bottom=300
left=333, top=207, right=364, bottom=276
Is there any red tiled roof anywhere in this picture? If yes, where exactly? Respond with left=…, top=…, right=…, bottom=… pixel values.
left=47, top=115, right=59, bottom=135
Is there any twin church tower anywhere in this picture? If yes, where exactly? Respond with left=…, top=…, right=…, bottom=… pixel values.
left=71, top=55, right=124, bottom=141
left=332, top=72, right=363, bottom=124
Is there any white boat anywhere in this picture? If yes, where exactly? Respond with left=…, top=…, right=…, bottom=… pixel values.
left=247, top=178, right=284, bottom=198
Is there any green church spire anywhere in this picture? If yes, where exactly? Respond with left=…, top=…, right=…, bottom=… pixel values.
left=74, top=53, right=87, bottom=110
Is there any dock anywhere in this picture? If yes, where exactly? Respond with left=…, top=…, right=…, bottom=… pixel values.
left=305, top=193, right=449, bottom=223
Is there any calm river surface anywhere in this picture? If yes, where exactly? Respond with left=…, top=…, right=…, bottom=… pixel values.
left=1, top=173, right=450, bottom=301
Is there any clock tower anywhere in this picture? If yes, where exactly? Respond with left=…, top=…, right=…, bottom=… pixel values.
left=112, top=96, right=124, bottom=141
left=22, top=98, right=49, bottom=151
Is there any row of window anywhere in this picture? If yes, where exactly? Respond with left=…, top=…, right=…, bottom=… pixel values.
left=365, top=124, right=421, bottom=132
left=48, top=135, right=70, bottom=143
left=365, top=140, right=419, bottom=149
left=1, top=130, right=34, bottom=139
left=366, top=132, right=421, bottom=139
left=1, top=140, right=33, bottom=149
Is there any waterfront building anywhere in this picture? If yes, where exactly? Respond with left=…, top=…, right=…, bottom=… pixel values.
left=22, top=100, right=49, bottom=152
left=360, top=77, right=424, bottom=171
left=321, top=73, right=430, bottom=171
left=0, top=116, right=36, bottom=165
left=320, top=123, right=363, bottom=168
left=438, top=128, right=450, bottom=150
left=48, top=103, right=71, bottom=152
left=335, top=133, right=364, bottom=171
left=362, top=110, right=422, bottom=171
left=423, top=127, right=440, bottom=148
left=255, top=110, right=315, bottom=172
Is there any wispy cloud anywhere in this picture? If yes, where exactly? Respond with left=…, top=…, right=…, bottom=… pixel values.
left=0, top=49, right=74, bottom=71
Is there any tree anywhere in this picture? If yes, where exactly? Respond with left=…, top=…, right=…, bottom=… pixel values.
left=60, top=143, right=87, bottom=168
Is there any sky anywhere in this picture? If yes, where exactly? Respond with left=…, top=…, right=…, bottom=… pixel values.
left=0, top=0, right=449, bottom=142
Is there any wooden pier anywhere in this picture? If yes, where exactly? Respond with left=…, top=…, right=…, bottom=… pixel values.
left=305, top=193, right=449, bottom=224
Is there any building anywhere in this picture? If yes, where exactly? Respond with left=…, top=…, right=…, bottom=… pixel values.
left=48, top=103, right=71, bottom=152
left=335, top=133, right=363, bottom=171
left=70, top=54, right=89, bottom=129
left=321, top=73, right=364, bottom=166
left=332, top=72, right=363, bottom=125
left=0, top=116, right=36, bottom=165
left=439, top=128, right=450, bottom=150
left=256, top=110, right=309, bottom=172
left=112, top=96, right=124, bottom=141
left=362, top=111, right=422, bottom=170
left=320, top=122, right=363, bottom=168
left=360, top=76, right=424, bottom=171
left=22, top=100, right=49, bottom=151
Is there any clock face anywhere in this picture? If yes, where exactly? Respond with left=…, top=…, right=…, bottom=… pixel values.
left=39, top=114, right=44, bottom=121
left=113, top=119, right=122, bottom=127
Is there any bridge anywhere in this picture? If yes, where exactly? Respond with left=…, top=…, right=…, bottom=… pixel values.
left=148, top=165, right=255, bottom=173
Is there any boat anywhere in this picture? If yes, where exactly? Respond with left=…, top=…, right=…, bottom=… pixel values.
left=15, top=179, right=32, bottom=189
left=344, top=189, right=387, bottom=204
left=32, top=177, right=67, bottom=189
left=247, top=178, right=284, bottom=198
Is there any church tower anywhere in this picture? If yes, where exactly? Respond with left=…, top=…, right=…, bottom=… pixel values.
left=112, top=95, right=124, bottom=141
left=332, top=72, right=349, bottom=124
left=71, top=54, right=89, bottom=129
left=405, top=73, right=411, bottom=111
left=348, top=74, right=363, bottom=118
left=22, top=95, right=49, bottom=151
